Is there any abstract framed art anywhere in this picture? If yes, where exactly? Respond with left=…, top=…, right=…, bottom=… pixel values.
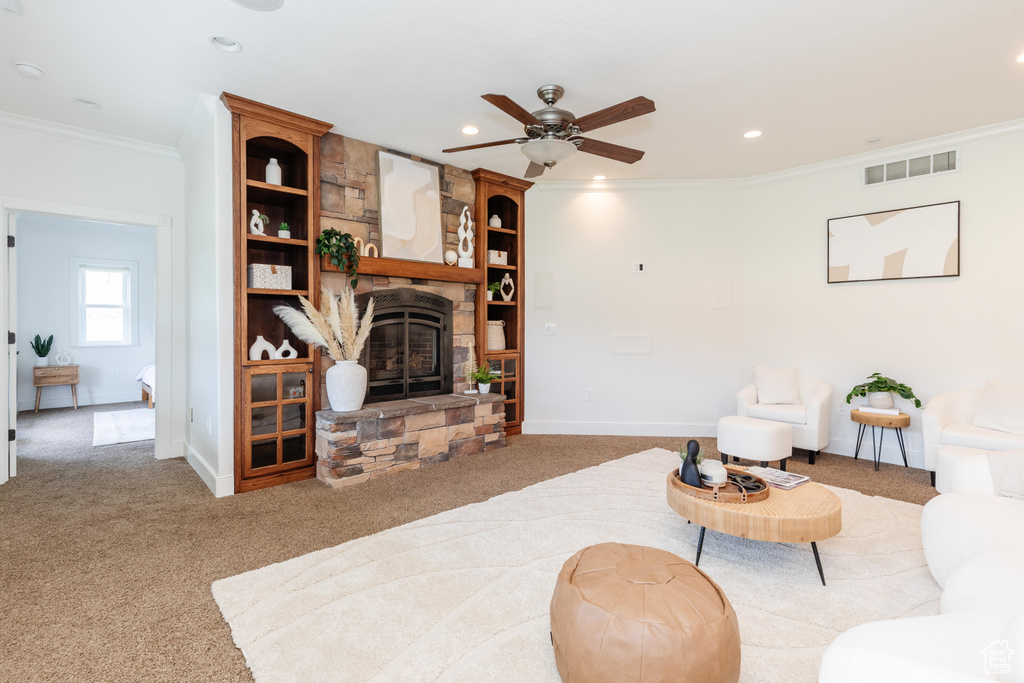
left=377, top=151, right=444, bottom=263
left=827, top=201, right=959, bottom=283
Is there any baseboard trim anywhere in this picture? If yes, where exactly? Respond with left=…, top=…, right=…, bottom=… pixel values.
left=17, top=392, right=143, bottom=412
left=186, top=444, right=233, bottom=497
left=522, top=420, right=717, bottom=437
left=824, top=437, right=925, bottom=469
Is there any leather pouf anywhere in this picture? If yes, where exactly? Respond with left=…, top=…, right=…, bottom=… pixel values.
left=550, top=543, right=740, bottom=683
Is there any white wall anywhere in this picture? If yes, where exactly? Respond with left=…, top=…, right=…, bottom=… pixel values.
left=176, top=95, right=235, bottom=497
left=16, top=216, right=155, bottom=410
left=0, top=112, right=188, bottom=461
left=525, top=123, right=1024, bottom=468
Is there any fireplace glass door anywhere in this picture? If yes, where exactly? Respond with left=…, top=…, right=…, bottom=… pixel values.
left=364, top=305, right=449, bottom=400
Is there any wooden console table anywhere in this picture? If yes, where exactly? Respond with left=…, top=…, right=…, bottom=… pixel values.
left=33, top=365, right=79, bottom=413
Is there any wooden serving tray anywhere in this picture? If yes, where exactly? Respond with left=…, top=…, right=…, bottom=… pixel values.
left=669, top=466, right=771, bottom=504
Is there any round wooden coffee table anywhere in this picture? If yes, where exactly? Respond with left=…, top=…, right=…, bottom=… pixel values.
left=666, top=472, right=842, bottom=585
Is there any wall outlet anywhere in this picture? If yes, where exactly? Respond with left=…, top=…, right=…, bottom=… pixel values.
left=207, top=417, right=212, bottom=435
left=544, top=323, right=556, bottom=336
left=632, top=262, right=645, bottom=274
left=836, top=400, right=850, bottom=416
left=586, top=388, right=595, bottom=401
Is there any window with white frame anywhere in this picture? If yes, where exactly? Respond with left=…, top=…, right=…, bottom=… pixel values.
left=74, top=259, right=138, bottom=346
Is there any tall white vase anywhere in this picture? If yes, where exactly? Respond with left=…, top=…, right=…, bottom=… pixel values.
left=326, top=360, right=367, bottom=412
left=265, top=158, right=282, bottom=185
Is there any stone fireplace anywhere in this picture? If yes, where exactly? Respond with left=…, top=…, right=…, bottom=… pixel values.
left=356, top=288, right=454, bottom=401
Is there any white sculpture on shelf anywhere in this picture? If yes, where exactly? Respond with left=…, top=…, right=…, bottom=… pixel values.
left=457, top=206, right=474, bottom=268
left=248, top=335, right=276, bottom=361
left=54, top=349, right=72, bottom=366
left=352, top=237, right=380, bottom=258
left=500, top=272, right=515, bottom=302
left=249, top=210, right=267, bottom=236
left=274, top=339, right=298, bottom=360
left=444, top=249, right=458, bottom=266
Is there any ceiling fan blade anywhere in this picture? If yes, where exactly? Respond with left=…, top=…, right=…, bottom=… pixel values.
left=524, top=161, right=546, bottom=178
left=577, top=138, right=645, bottom=164
left=482, top=94, right=540, bottom=127
left=572, top=96, right=655, bottom=133
left=442, top=138, right=522, bottom=154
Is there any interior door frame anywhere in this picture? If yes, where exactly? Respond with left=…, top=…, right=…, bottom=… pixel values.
left=0, top=196, right=175, bottom=481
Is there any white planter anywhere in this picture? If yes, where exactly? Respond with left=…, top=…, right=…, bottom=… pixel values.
left=326, top=360, right=367, bottom=412
left=867, top=391, right=895, bottom=409
left=34, top=356, right=48, bottom=367
left=278, top=230, right=290, bottom=239
left=478, top=382, right=491, bottom=394
left=486, top=291, right=493, bottom=301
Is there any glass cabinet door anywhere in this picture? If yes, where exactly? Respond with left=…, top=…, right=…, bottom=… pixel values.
left=243, top=364, right=314, bottom=478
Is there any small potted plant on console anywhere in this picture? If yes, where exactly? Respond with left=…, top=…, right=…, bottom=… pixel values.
left=845, top=372, right=922, bottom=410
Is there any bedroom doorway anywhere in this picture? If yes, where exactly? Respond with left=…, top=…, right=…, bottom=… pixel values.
left=5, top=207, right=161, bottom=479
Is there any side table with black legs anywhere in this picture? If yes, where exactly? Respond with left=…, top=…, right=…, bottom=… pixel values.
left=850, top=409, right=910, bottom=471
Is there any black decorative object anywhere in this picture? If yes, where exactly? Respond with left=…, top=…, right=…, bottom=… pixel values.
left=679, top=439, right=703, bottom=488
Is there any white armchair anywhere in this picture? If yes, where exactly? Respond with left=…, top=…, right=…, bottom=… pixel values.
left=923, top=390, right=1024, bottom=486
left=736, top=376, right=832, bottom=464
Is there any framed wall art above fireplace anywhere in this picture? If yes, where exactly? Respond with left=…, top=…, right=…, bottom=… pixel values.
left=377, top=151, right=444, bottom=264
left=827, top=201, right=960, bottom=284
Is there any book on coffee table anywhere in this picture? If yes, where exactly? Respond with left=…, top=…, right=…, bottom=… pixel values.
left=747, top=466, right=811, bottom=490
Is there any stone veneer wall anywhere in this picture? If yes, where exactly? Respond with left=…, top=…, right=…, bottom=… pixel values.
left=315, top=393, right=507, bottom=488
left=317, top=132, right=478, bottom=404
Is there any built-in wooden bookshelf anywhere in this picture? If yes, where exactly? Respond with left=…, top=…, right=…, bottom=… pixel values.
left=472, top=169, right=533, bottom=435
left=222, top=93, right=333, bottom=493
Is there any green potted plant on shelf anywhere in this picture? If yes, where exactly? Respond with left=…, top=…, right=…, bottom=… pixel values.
left=30, top=334, right=53, bottom=367
left=278, top=222, right=291, bottom=239
left=315, top=229, right=361, bottom=287
left=471, top=365, right=499, bottom=394
left=486, top=282, right=500, bottom=301
left=845, top=372, right=922, bottom=410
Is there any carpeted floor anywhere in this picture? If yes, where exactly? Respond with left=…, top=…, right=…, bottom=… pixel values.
left=0, top=404, right=936, bottom=682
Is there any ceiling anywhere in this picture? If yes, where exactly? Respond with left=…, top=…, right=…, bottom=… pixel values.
left=1, top=0, right=1023, bottom=180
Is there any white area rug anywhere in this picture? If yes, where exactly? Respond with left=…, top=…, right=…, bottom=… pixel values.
left=212, top=448, right=941, bottom=682
left=92, top=408, right=155, bottom=446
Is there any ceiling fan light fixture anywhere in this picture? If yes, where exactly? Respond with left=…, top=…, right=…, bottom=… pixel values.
left=521, top=139, right=576, bottom=167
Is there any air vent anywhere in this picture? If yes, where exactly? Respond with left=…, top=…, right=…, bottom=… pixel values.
left=863, top=149, right=959, bottom=186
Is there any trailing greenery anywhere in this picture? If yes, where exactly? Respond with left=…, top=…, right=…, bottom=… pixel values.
left=315, top=229, right=361, bottom=287
left=677, top=444, right=705, bottom=465
left=471, top=365, right=498, bottom=385
left=487, top=282, right=501, bottom=294
left=845, top=372, right=922, bottom=408
left=30, top=334, right=53, bottom=358
left=257, top=213, right=269, bottom=223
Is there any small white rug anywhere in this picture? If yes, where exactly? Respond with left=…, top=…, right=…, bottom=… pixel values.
left=212, top=448, right=941, bottom=682
left=92, top=408, right=155, bottom=446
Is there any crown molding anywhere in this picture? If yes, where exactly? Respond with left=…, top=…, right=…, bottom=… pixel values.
left=0, top=110, right=180, bottom=162
left=534, top=117, right=1024, bottom=192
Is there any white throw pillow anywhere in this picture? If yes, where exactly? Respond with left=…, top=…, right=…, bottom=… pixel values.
left=752, top=366, right=802, bottom=405
left=974, top=380, right=1024, bottom=436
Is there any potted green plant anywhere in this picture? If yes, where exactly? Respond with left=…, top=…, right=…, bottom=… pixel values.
left=315, top=229, right=361, bottom=287
left=486, top=282, right=500, bottom=301
left=471, top=365, right=498, bottom=394
left=30, top=334, right=53, bottom=367
left=278, top=222, right=291, bottom=239
left=845, top=373, right=922, bottom=410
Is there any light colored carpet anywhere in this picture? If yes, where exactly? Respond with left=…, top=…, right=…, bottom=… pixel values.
left=92, top=407, right=155, bottom=446
left=213, top=448, right=941, bottom=682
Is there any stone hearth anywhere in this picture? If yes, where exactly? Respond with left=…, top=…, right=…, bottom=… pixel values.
left=315, top=393, right=507, bottom=489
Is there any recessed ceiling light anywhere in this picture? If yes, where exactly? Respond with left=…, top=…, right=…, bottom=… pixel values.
left=1017, top=53, right=1024, bottom=63
left=210, top=36, right=243, bottom=53
left=592, top=175, right=606, bottom=181
left=15, top=62, right=44, bottom=79
left=230, top=0, right=284, bottom=10
left=461, top=126, right=479, bottom=135
left=72, top=98, right=101, bottom=109
left=743, top=130, right=762, bottom=139
left=865, top=137, right=884, bottom=144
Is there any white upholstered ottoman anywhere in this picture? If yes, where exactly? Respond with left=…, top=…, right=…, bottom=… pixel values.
left=717, top=415, right=793, bottom=471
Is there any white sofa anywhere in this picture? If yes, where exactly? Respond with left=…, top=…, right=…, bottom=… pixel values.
left=923, top=390, right=1024, bottom=486
left=736, top=376, right=831, bottom=464
left=820, top=454, right=1024, bottom=682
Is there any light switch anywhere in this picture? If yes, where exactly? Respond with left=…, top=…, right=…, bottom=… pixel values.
left=544, top=324, right=556, bottom=336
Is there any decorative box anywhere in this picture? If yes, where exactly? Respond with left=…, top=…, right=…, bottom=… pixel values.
left=247, top=263, right=292, bottom=290
left=487, top=250, right=508, bottom=265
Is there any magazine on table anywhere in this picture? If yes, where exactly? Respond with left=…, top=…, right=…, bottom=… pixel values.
left=746, top=466, right=811, bottom=490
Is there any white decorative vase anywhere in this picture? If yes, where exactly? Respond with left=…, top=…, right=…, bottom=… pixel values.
left=274, top=339, right=298, bottom=359
left=35, top=356, right=48, bottom=367
left=487, top=320, right=506, bottom=351
left=486, top=290, right=493, bottom=301
left=488, top=215, right=501, bottom=228
left=326, top=361, right=367, bottom=412
left=478, top=382, right=491, bottom=395
left=867, top=391, right=895, bottom=409
left=248, top=335, right=276, bottom=361
left=265, top=158, right=282, bottom=185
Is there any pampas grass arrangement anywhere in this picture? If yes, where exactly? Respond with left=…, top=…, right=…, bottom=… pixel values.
left=273, top=286, right=374, bottom=362
left=463, top=339, right=477, bottom=388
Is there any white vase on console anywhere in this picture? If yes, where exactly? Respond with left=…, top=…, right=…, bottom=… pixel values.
left=326, top=360, right=367, bottom=412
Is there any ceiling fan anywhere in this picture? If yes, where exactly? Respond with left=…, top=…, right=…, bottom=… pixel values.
left=442, top=85, right=655, bottom=178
